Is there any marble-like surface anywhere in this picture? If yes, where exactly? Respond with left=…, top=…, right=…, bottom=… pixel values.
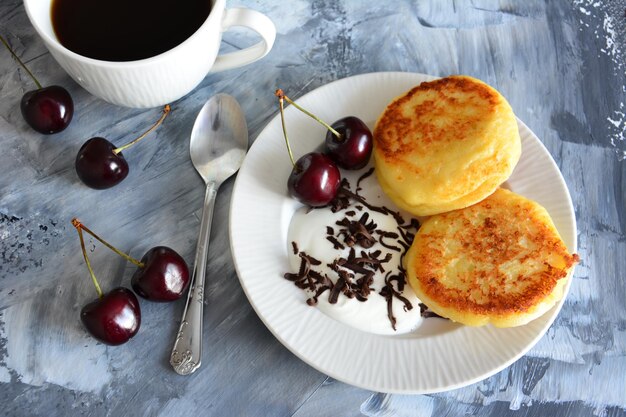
left=1, top=0, right=625, bottom=416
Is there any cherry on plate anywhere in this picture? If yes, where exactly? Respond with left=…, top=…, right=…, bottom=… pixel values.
left=288, top=152, right=341, bottom=207
left=325, top=116, right=373, bottom=170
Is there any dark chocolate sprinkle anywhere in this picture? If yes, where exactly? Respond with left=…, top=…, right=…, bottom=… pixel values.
left=375, top=230, right=402, bottom=252
left=283, top=272, right=300, bottom=281
left=328, top=277, right=346, bottom=304
left=419, top=302, right=445, bottom=319
left=300, top=252, right=322, bottom=266
left=357, top=167, right=375, bottom=190
left=299, top=254, right=311, bottom=276
left=326, top=235, right=345, bottom=250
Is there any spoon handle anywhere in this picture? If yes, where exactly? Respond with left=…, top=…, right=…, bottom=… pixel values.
left=170, top=182, right=217, bottom=375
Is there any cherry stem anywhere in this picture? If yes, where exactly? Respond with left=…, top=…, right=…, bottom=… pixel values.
left=71, top=218, right=145, bottom=268
left=113, top=105, right=171, bottom=155
left=0, top=34, right=43, bottom=90
left=275, top=88, right=342, bottom=140
left=74, top=225, right=103, bottom=299
left=276, top=90, right=296, bottom=167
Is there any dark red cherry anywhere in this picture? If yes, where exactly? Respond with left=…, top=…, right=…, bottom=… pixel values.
left=80, top=287, right=141, bottom=346
left=75, top=137, right=129, bottom=189
left=74, top=105, right=169, bottom=190
left=325, top=116, right=372, bottom=170
left=288, top=152, right=341, bottom=207
left=21, top=85, right=73, bottom=134
left=131, top=246, right=190, bottom=302
left=1, top=34, right=74, bottom=134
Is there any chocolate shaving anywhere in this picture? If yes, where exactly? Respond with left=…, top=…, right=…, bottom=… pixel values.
left=356, top=167, right=375, bottom=190
left=379, top=271, right=414, bottom=330
left=326, top=235, right=345, bottom=250
left=300, top=252, right=322, bottom=266
left=329, top=179, right=352, bottom=212
left=328, top=277, right=346, bottom=304
left=375, top=230, right=402, bottom=252
left=326, top=226, right=334, bottom=235
left=339, top=261, right=373, bottom=276
left=379, top=285, right=397, bottom=330
left=337, top=267, right=354, bottom=283
left=335, top=212, right=378, bottom=248
left=377, top=230, right=399, bottom=239
left=338, top=187, right=383, bottom=214
left=419, top=303, right=444, bottom=319
left=366, top=251, right=392, bottom=272
left=283, top=254, right=310, bottom=281
left=283, top=272, right=300, bottom=282
left=284, top=249, right=337, bottom=305
left=386, top=268, right=406, bottom=292
left=291, top=241, right=299, bottom=255
left=307, top=284, right=332, bottom=306
left=400, top=218, right=420, bottom=231
left=396, top=226, right=414, bottom=248
left=355, top=293, right=368, bottom=302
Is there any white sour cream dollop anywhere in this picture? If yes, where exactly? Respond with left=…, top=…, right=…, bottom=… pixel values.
left=286, top=166, right=424, bottom=335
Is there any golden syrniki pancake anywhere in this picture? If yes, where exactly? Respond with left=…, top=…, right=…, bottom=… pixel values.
left=373, top=75, right=521, bottom=216
left=405, top=188, right=579, bottom=327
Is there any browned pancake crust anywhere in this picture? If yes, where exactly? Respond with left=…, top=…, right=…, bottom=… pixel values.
left=373, top=75, right=521, bottom=216
left=374, top=76, right=500, bottom=166
left=408, top=189, right=579, bottom=321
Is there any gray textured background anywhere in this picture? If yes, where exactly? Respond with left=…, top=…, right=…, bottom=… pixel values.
left=1, top=0, right=625, bottom=416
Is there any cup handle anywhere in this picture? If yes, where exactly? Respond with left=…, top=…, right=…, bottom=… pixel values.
left=211, top=8, right=276, bottom=72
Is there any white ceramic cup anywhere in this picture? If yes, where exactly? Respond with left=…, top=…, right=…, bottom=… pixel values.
left=23, top=0, right=276, bottom=108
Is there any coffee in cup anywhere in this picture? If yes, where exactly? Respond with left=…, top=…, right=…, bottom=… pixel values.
left=24, top=0, right=276, bottom=108
left=51, top=0, right=212, bottom=62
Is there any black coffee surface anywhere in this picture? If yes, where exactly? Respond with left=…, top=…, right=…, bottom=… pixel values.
left=51, top=0, right=212, bottom=62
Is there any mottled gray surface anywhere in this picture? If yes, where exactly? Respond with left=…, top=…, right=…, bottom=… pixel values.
left=1, top=0, right=625, bottom=416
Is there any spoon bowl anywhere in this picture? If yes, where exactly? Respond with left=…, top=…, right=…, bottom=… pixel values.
left=170, top=94, right=248, bottom=375
left=190, top=94, right=249, bottom=184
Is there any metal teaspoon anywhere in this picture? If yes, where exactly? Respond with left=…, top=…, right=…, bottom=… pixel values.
left=170, top=94, right=248, bottom=375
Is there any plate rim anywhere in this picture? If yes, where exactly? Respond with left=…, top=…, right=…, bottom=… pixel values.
left=228, top=71, right=578, bottom=394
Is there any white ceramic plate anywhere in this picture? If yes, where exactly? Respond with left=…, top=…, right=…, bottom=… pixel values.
left=229, top=72, right=577, bottom=394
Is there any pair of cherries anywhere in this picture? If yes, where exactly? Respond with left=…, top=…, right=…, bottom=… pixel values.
left=275, top=89, right=373, bottom=207
left=72, top=219, right=190, bottom=345
left=2, top=35, right=169, bottom=190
